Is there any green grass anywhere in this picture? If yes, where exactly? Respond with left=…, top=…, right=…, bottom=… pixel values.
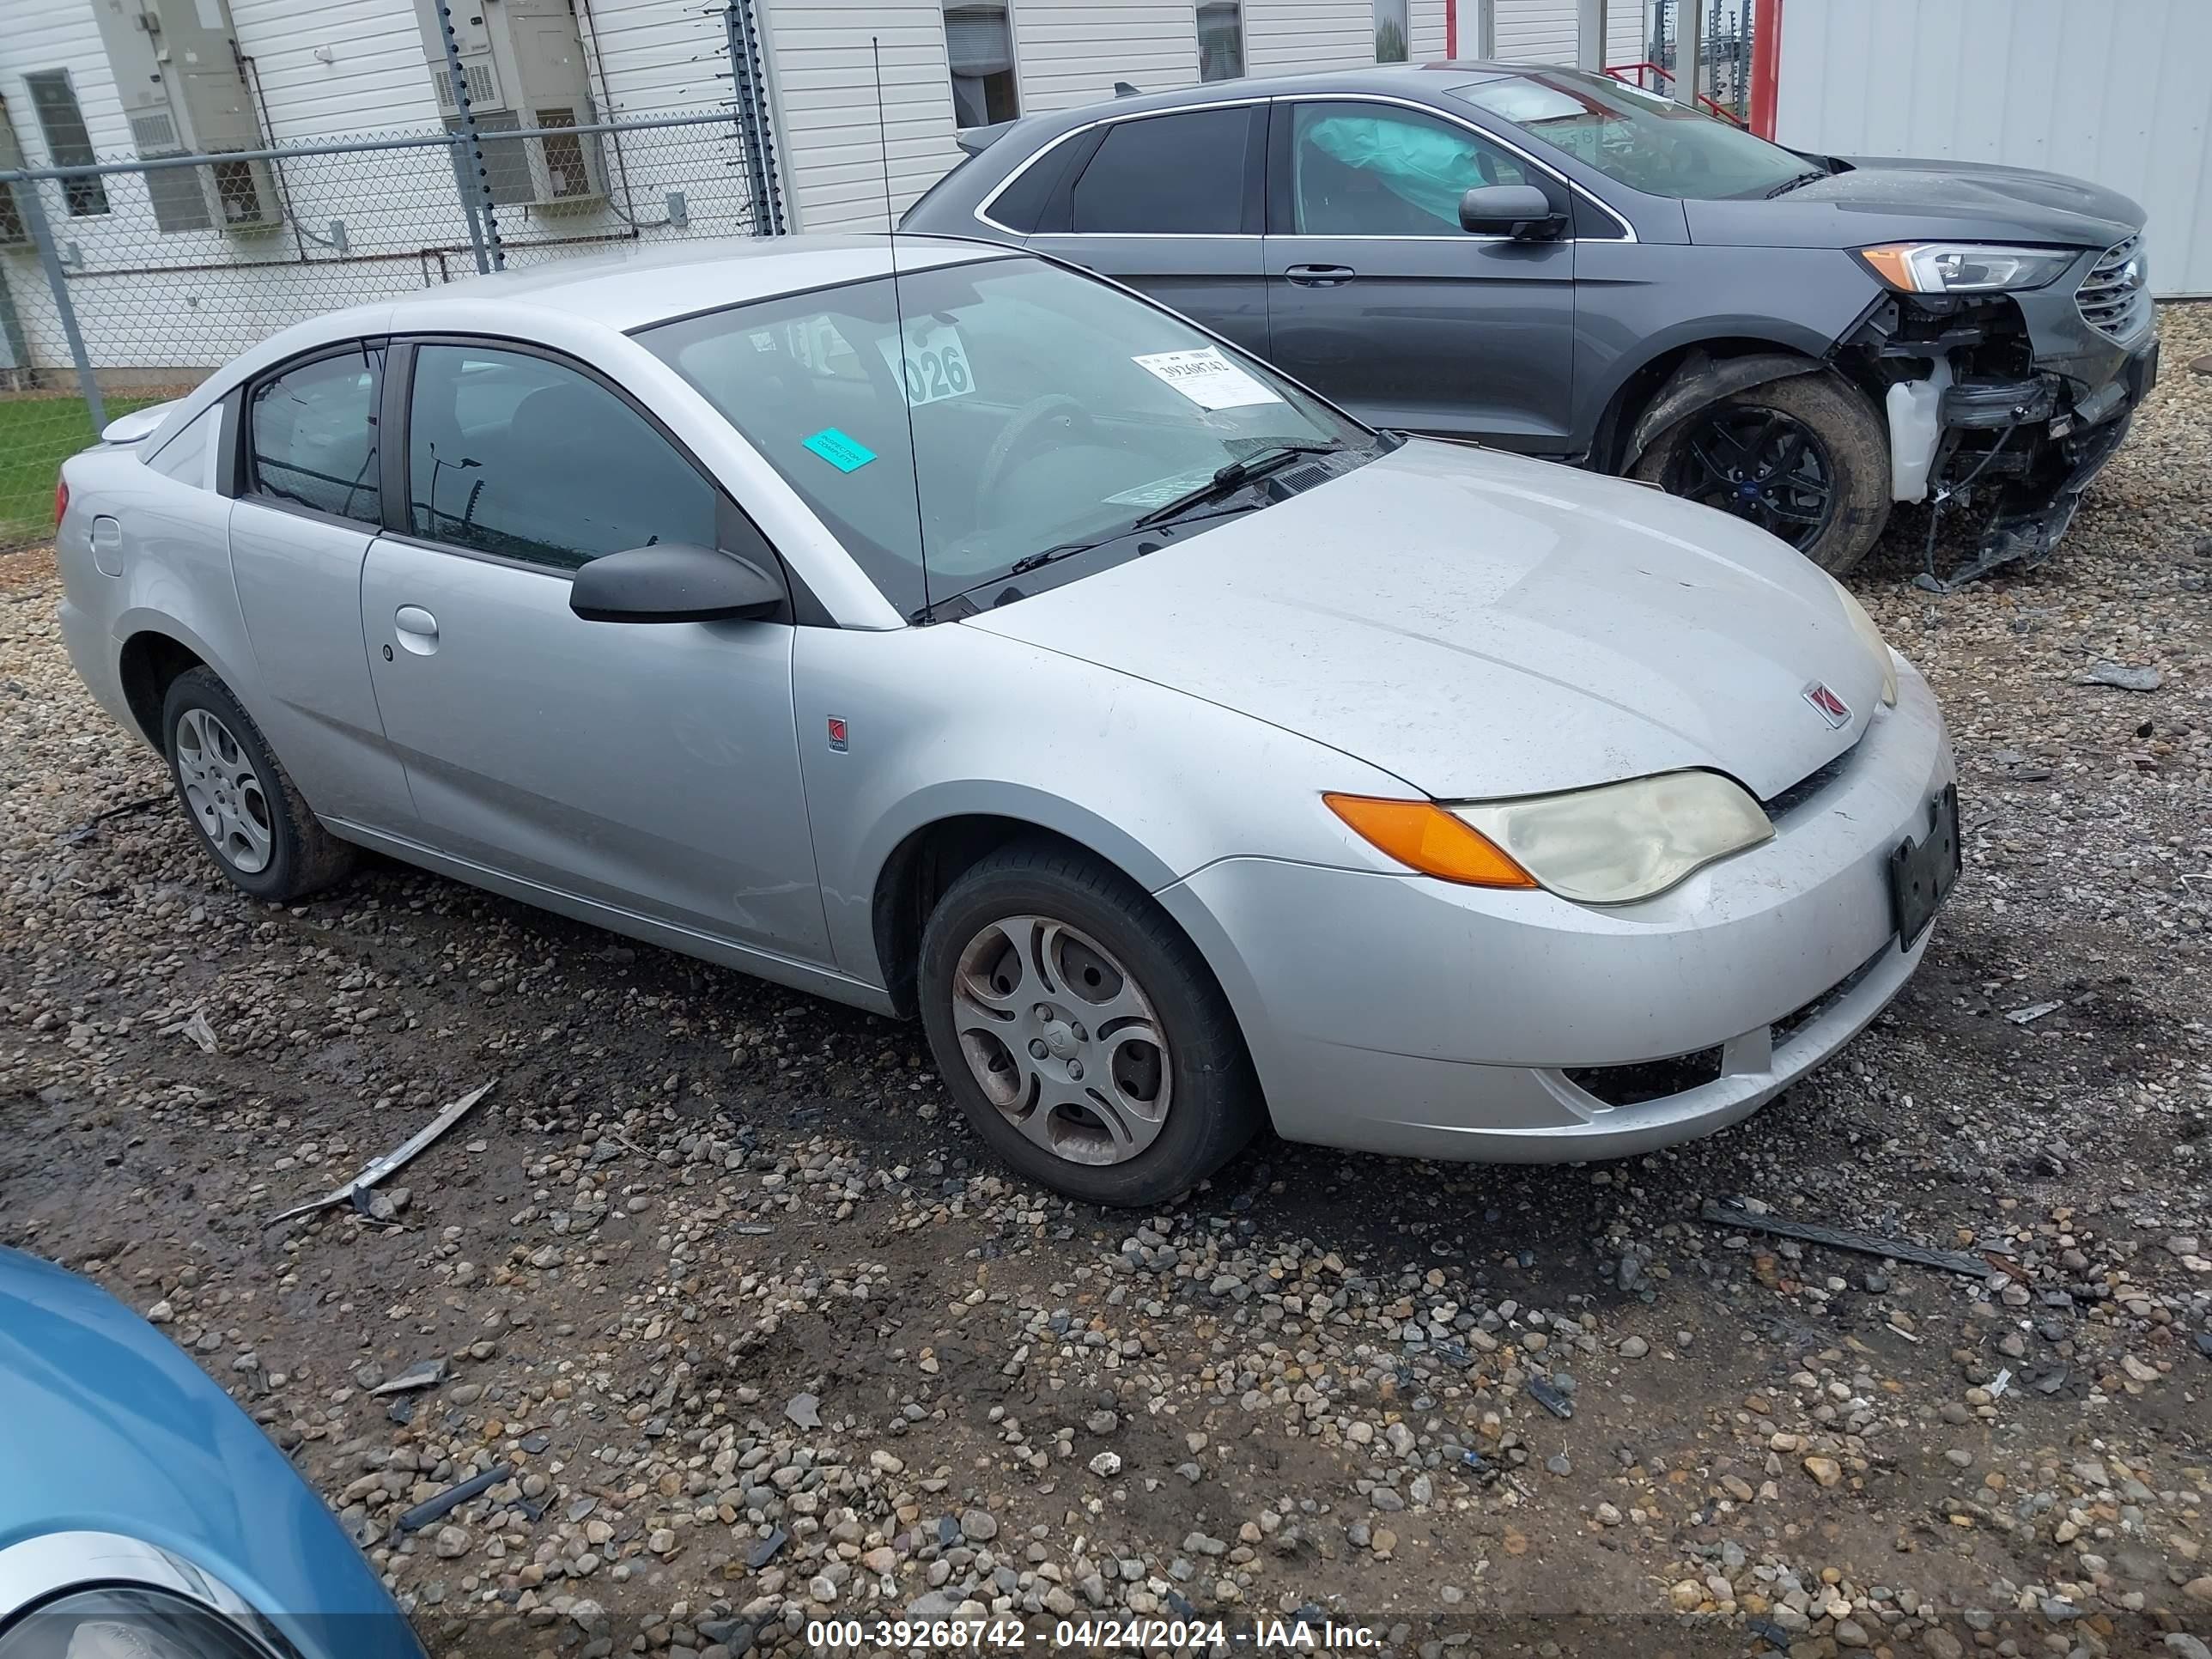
left=1, top=393, right=167, bottom=550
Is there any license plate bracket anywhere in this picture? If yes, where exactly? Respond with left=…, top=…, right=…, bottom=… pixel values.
left=1888, top=782, right=1960, bottom=949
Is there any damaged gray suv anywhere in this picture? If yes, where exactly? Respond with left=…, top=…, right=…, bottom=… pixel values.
left=907, top=63, right=2159, bottom=578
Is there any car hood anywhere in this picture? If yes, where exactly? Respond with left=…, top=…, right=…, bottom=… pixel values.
left=0, top=1248, right=423, bottom=1656
left=1686, top=155, right=2143, bottom=251
left=961, top=441, right=1886, bottom=802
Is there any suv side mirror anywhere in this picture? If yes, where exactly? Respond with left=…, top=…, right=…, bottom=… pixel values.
left=1459, top=184, right=1567, bottom=240
left=569, top=544, right=785, bottom=623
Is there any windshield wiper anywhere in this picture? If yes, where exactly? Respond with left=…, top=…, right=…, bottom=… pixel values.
left=1128, top=442, right=1347, bottom=530
left=1764, top=168, right=1827, bottom=198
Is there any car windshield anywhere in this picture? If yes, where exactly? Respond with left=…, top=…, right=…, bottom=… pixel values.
left=638, top=254, right=1374, bottom=617
left=1452, top=70, right=1818, bottom=200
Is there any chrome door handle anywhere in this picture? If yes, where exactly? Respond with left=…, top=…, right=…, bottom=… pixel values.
left=1285, top=264, right=1357, bottom=288
left=393, top=605, right=439, bottom=655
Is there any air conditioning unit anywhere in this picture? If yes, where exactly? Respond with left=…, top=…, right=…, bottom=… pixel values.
left=0, top=98, right=28, bottom=246
left=91, top=0, right=279, bottom=235
left=413, top=0, right=606, bottom=208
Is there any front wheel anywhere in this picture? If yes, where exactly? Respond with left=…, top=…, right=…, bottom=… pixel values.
left=918, top=841, right=1261, bottom=1207
left=1632, top=371, right=1891, bottom=574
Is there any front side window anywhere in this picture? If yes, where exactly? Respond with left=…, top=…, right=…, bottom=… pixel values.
left=641, top=256, right=1376, bottom=618
left=1197, top=3, right=1244, bottom=82
left=1454, top=70, right=1819, bottom=200
left=404, top=344, right=717, bottom=571
left=248, top=346, right=382, bottom=525
left=945, top=3, right=1019, bottom=128
left=1071, top=108, right=1251, bottom=235
left=25, top=70, right=107, bottom=216
left=1374, top=0, right=1409, bottom=63
left=1288, top=101, right=1540, bottom=236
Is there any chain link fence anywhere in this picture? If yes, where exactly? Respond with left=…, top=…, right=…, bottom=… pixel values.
left=0, top=3, right=783, bottom=553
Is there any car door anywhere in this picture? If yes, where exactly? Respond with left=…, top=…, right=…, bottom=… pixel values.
left=1023, top=102, right=1271, bottom=357
left=358, top=337, right=830, bottom=962
left=226, top=341, right=417, bottom=829
left=1262, top=98, right=1577, bottom=448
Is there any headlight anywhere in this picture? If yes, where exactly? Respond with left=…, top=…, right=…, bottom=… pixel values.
left=1856, top=242, right=2077, bottom=294
left=1327, top=772, right=1772, bottom=905
left=1455, top=771, right=1771, bottom=905
left=1832, top=579, right=1899, bottom=707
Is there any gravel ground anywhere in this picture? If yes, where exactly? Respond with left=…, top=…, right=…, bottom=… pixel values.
left=3, top=306, right=2209, bottom=1659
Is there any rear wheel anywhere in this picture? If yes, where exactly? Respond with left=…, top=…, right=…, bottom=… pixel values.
left=1632, top=372, right=1890, bottom=574
left=161, top=666, right=355, bottom=902
left=919, top=841, right=1261, bottom=1207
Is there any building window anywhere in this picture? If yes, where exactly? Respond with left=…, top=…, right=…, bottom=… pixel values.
left=24, top=70, right=108, bottom=216
left=1373, top=0, right=1409, bottom=62
left=1197, top=3, right=1244, bottom=82
left=944, top=3, right=1019, bottom=129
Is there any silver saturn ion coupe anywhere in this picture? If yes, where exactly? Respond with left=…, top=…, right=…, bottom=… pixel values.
left=53, top=236, right=1958, bottom=1206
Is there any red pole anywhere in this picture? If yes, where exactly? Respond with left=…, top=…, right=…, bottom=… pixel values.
left=1446, top=0, right=1459, bottom=60
left=1749, top=0, right=1783, bottom=138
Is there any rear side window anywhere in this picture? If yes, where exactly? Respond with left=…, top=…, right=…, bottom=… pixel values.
left=248, top=345, right=383, bottom=525
left=1069, top=107, right=1252, bottom=234
left=404, top=343, right=716, bottom=571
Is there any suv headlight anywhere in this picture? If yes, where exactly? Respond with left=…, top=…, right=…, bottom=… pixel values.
left=1856, top=241, right=2077, bottom=294
left=1832, top=579, right=1898, bottom=707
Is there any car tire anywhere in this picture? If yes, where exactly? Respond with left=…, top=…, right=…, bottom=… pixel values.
left=1632, top=372, right=1892, bottom=574
left=918, top=840, right=1261, bottom=1207
left=161, top=666, right=356, bottom=902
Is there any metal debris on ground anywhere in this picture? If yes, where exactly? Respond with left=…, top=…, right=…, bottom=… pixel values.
left=58, top=793, right=165, bottom=846
left=268, top=1081, right=496, bottom=1224
left=784, top=1391, right=821, bottom=1430
left=745, top=1526, right=788, bottom=1569
left=2006, top=1000, right=2063, bottom=1024
left=163, top=1009, right=217, bottom=1054
left=396, top=1462, right=514, bottom=1533
left=368, top=1359, right=447, bottom=1396
left=1698, top=1200, right=2015, bottom=1279
left=1525, top=1376, right=1574, bottom=1419
left=2080, top=659, right=2161, bottom=691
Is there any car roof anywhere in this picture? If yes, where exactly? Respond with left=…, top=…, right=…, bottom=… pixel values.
left=384, top=233, right=1023, bottom=335
left=984, top=59, right=1550, bottom=133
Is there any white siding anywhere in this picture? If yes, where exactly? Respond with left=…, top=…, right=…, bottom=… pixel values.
left=1410, top=0, right=1449, bottom=60
left=1489, top=0, right=1645, bottom=67
left=763, top=2, right=963, bottom=232
left=1013, top=2, right=1198, bottom=111
left=1775, top=0, right=2210, bottom=296
left=1242, top=0, right=1372, bottom=76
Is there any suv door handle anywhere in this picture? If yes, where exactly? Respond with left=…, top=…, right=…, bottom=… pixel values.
left=393, top=605, right=439, bottom=655
left=1284, top=264, right=1357, bottom=288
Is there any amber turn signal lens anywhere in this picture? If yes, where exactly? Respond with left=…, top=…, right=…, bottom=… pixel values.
left=1856, top=244, right=1917, bottom=290
left=1323, top=793, right=1538, bottom=890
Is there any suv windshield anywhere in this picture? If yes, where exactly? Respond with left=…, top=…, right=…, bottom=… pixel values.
left=1453, top=70, right=1820, bottom=200
left=638, top=254, right=1373, bottom=617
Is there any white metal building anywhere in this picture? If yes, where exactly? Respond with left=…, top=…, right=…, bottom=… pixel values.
left=1773, top=0, right=2210, bottom=297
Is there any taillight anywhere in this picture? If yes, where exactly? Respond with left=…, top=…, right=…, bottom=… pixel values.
left=55, top=477, right=70, bottom=526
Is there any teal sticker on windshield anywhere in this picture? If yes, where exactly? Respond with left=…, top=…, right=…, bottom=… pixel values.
left=803, top=428, right=876, bottom=472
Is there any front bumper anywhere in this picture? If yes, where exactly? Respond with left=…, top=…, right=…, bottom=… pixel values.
left=1157, top=659, right=1954, bottom=1163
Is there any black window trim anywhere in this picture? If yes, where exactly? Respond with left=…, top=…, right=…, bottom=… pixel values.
left=379, top=332, right=819, bottom=625
left=233, top=337, right=392, bottom=533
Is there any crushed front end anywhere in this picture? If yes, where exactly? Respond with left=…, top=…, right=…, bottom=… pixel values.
left=1847, top=234, right=2159, bottom=586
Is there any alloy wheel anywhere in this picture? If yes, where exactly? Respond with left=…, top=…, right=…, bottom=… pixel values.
left=173, top=708, right=274, bottom=874
left=1674, top=405, right=1838, bottom=547
left=949, top=914, right=1172, bottom=1167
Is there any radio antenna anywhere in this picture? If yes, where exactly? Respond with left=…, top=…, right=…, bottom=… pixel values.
left=872, top=35, right=932, bottom=617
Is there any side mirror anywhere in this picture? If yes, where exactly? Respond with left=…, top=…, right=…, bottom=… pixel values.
left=1459, top=184, right=1567, bottom=240
left=569, top=543, right=784, bottom=623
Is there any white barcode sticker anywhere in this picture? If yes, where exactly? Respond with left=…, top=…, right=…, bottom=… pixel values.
left=1132, top=347, right=1281, bottom=410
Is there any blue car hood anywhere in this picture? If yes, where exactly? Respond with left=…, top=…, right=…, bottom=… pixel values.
left=0, top=1248, right=422, bottom=1658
